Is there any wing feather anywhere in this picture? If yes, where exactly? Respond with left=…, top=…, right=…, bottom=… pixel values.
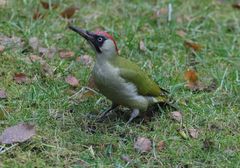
left=111, top=57, right=167, bottom=97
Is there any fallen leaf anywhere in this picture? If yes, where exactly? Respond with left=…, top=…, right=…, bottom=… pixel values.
left=152, top=8, right=168, bottom=19
left=38, top=47, right=48, bottom=56
left=184, top=69, right=210, bottom=91
left=134, top=137, right=152, bottom=153
left=139, top=40, right=147, bottom=51
left=13, top=73, right=28, bottom=84
left=0, top=89, right=7, bottom=99
left=60, top=6, right=79, bottom=19
left=65, top=75, right=79, bottom=87
left=33, top=10, right=44, bottom=20
left=39, top=46, right=57, bottom=58
left=232, top=3, right=240, bottom=9
left=0, top=35, right=24, bottom=50
left=29, top=54, right=45, bottom=63
left=0, top=0, right=7, bottom=6
left=80, top=90, right=96, bottom=100
left=0, top=45, right=5, bottom=52
left=121, top=155, right=132, bottom=163
left=184, top=69, right=200, bottom=90
left=59, top=50, right=74, bottom=59
left=188, top=128, right=199, bottom=139
left=159, top=8, right=168, bottom=15
left=170, top=111, right=182, bottom=122
left=176, top=30, right=186, bottom=37
left=29, top=37, right=40, bottom=50
left=0, top=123, right=35, bottom=144
left=184, top=69, right=198, bottom=84
left=157, top=141, right=165, bottom=151
left=184, top=40, right=202, bottom=51
left=76, top=55, right=93, bottom=66
left=40, top=1, right=59, bottom=9
left=178, top=129, right=188, bottom=139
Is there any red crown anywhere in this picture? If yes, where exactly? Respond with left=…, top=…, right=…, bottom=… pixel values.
left=95, top=31, right=118, bottom=53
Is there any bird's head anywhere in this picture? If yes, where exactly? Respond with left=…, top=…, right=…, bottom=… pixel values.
left=69, top=25, right=118, bottom=59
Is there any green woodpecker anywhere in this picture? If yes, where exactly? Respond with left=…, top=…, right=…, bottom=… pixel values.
left=69, top=25, right=175, bottom=123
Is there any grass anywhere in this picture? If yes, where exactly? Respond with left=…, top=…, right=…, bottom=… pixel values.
left=0, top=0, right=240, bottom=167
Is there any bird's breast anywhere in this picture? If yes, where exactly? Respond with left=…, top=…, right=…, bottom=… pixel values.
left=92, top=62, right=140, bottom=106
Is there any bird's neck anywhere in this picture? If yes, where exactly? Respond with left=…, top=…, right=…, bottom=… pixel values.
left=96, top=52, right=117, bottom=65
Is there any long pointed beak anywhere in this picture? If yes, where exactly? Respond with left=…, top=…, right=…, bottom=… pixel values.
left=68, top=25, right=101, bottom=53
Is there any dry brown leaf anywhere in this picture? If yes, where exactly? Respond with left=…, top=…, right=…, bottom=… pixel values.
left=176, top=30, right=186, bottom=37
left=38, top=47, right=48, bottom=55
left=152, top=8, right=168, bottom=19
left=13, top=73, right=28, bottom=84
left=232, top=3, right=240, bottom=9
left=184, top=69, right=198, bottom=84
left=184, top=69, right=210, bottom=91
left=139, top=40, right=147, bottom=51
left=134, top=137, right=152, bottom=153
left=170, top=111, right=182, bottom=122
left=76, top=55, right=93, bottom=66
left=65, top=75, right=79, bottom=87
left=59, top=50, right=74, bottom=59
left=0, top=0, right=7, bottom=6
left=0, top=123, right=35, bottom=144
left=157, top=141, right=165, bottom=151
left=40, top=1, right=59, bottom=9
left=39, top=47, right=57, bottom=59
left=60, top=6, right=79, bottom=19
left=81, top=90, right=96, bottom=100
left=0, top=89, right=7, bottom=99
left=0, top=35, right=24, bottom=50
left=121, top=155, right=132, bottom=163
left=188, top=128, right=199, bottom=139
left=29, top=54, right=44, bottom=63
left=184, top=40, right=202, bottom=51
left=0, top=45, right=5, bottom=52
left=29, top=37, right=40, bottom=50
left=33, top=10, right=44, bottom=20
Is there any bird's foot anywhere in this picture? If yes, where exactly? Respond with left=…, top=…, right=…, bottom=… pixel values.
left=126, top=109, right=139, bottom=125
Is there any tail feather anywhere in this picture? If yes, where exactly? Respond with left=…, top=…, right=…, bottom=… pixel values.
left=153, top=95, right=180, bottom=111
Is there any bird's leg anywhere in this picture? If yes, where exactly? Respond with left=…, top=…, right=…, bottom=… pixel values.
left=126, top=109, right=140, bottom=124
left=97, top=103, right=118, bottom=121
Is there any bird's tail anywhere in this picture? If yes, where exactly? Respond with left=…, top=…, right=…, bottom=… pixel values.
left=153, top=95, right=179, bottom=111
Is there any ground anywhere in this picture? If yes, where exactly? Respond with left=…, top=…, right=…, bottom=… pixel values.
left=0, top=0, right=240, bottom=167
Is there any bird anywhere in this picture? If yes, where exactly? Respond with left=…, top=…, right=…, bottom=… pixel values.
left=69, top=25, right=176, bottom=124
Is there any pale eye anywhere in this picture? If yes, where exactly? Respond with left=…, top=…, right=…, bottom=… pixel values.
left=98, top=37, right=103, bottom=42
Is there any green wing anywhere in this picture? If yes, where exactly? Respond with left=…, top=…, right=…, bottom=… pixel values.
left=111, top=57, right=168, bottom=97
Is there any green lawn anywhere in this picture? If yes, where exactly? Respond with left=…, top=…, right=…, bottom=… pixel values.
left=0, top=0, right=240, bottom=167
